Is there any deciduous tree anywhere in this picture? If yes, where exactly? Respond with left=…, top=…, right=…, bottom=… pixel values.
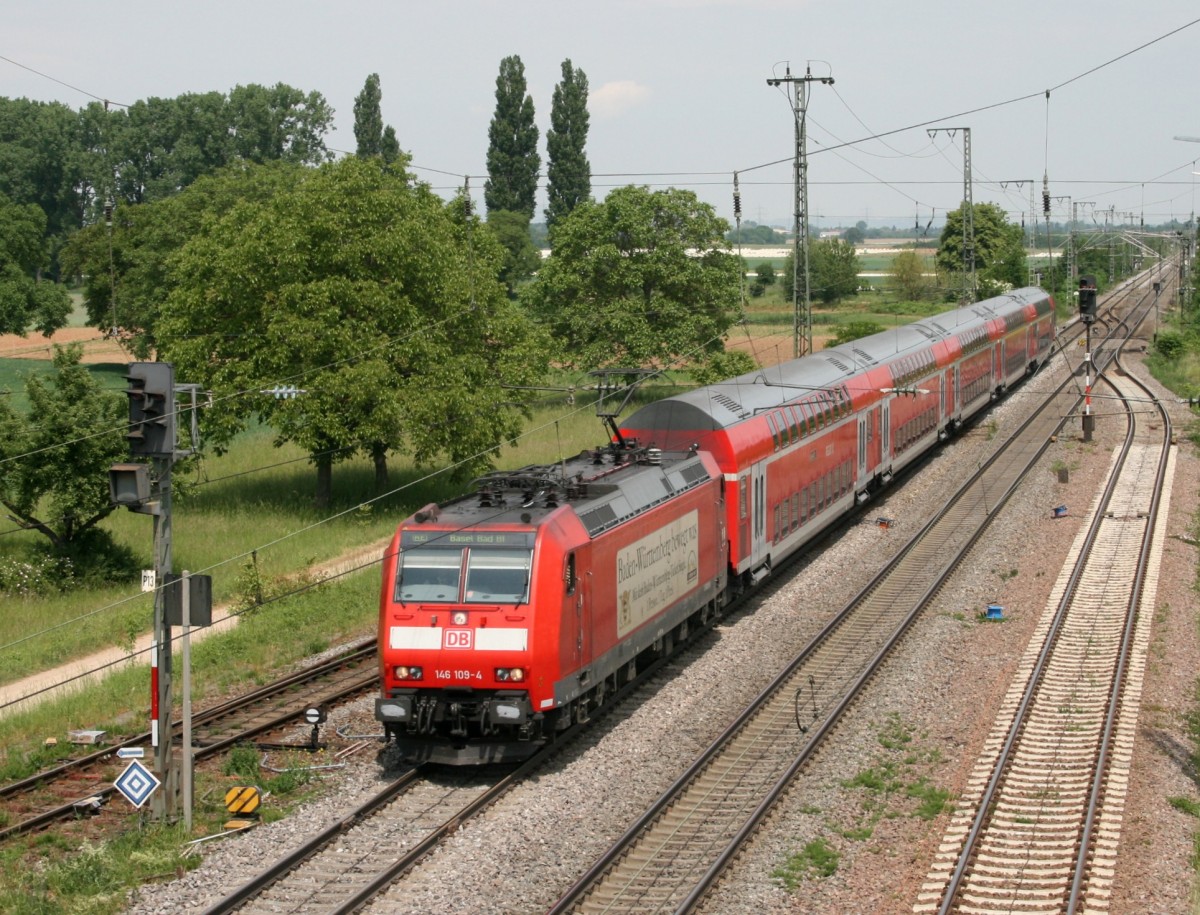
left=159, top=157, right=549, bottom=508
left=0, top=345, right=126, bottom=554
left=523, top=185, right=741, bottom=373
left=887, top=248, right=931, bottom=302
left=0, top=195, right=70, bottom=335
left=61, top=161, right=301, bottom=357
left=936, top=201, right=1026, bottom=292
left=782, top=238, right=860, bottom=304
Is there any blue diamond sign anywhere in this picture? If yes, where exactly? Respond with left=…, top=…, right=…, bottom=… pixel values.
left=114, top=760, right=161, bottom=809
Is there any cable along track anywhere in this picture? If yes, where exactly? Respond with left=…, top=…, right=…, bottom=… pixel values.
left=918, top=362, right=1173, bottom=914
left=546, top=313, right=1120, bottom=914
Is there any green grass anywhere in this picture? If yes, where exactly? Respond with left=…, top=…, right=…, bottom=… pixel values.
left=773, top=837, right=840, bottom=888
left=0, top=379, right=636, bottom=687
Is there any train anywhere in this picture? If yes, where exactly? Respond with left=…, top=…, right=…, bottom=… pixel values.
left=374, top=287, right=1056, bottom=765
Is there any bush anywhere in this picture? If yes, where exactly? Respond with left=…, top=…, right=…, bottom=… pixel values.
left=0, top=552, right=74, bottom=597
left=1155, top=331, right=1188, bottom=360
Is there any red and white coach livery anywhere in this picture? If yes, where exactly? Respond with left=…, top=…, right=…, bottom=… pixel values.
left=375, top=287, right=1054, bottom=764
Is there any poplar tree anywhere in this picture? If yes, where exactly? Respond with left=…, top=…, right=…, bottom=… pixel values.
left=484, top=56, right=540, bottom=221
left=545, top=59, right=591, bottom=231
left=353, top=73, right=384, bottom=157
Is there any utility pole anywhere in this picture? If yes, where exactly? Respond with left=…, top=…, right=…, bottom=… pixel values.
left=767, top=63, right=833, bottom=358
left=928, top=128, right=974, bottom=303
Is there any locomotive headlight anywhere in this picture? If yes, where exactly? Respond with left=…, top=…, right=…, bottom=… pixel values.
left=393, top=665, right=423, bottom=681
left=509, top=667, right=525, bottom=682
left=495, top=667, right=526, bottom=682
left=451, top=610, right=468, bottom=625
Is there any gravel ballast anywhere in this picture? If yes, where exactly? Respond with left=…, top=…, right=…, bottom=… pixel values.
left=126, top=348, right=1200, bottom=915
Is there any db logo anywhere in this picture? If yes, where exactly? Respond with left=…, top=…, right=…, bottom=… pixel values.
left=443, top=629, right=473, bottom=650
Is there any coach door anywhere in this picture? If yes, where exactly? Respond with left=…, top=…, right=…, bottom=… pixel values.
left=858, top=406, right=880, bottom=482
left=751, top=462, right=769, bottom=572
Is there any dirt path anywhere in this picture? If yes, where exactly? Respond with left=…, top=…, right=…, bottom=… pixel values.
left=0, top=537, right=391, bottom=719
left=0, top=326, right=130, bottom=364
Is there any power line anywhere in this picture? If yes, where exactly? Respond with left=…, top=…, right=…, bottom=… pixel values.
left=0, top=53, right=129, bottom=108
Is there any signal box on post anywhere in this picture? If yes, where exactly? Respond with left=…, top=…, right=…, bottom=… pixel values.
left=125, top=363, right=175, bottom=457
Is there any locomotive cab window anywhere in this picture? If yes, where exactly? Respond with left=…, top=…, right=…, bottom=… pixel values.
left=397, top=548, right=463, bottom=602
left=465, top=548, right=532, bottom=604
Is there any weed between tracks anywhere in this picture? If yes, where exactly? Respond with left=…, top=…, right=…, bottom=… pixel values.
left=772, top=713, right=951, bottom=893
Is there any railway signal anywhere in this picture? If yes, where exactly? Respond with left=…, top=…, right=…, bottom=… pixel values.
left=1078, top=275, right=1098, bottom=324
left=1078, top=277, right=1097, bottom=441
left=108, top=362, right=204, bottom=823
left=124, top=362, right=175, bottom=457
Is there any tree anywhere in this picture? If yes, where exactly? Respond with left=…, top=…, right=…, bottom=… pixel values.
left=936, top=202, right=1026, bottom=293
left=0, top=98, right=89, bottom=272
left=828, top=320, right=883, bottom=347
left=781, top=238, right=860, bottom=304
left=0, top=345, right=126, bottom=555
left=484, top=56, right=540, bottom=221
left=158, top=156, right=550, bottom=508
left=545, top=59, right=590, bottom=231
left=812, top=238, right=860, bottom=303
left=225, top=83, right=333, bottom=166
left=381, top=126, right=401, bottom=165
left=61, top=161, right=302, bottom=358
left=523, top=185, right=742, bottom=373
left=755, top=262, right=776, bottom=286
left=887, top=248, right=930, bottom=302
left=0, top=195, right=71, bottom=335
left=726, top=223, right=785, bottom=245
left=487, top=209, right=542, bottom=296
left=843, top=225, right=866, bottom=245
left=354, top=73, right=385, bottom=157
left=103, top=84, right=332, bottom=205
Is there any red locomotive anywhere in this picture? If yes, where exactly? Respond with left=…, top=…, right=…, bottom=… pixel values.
left=375, top=287, right=1055, bottom=764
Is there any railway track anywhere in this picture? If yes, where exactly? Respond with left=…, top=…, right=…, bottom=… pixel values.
left=542, top=282, right=1160, bottom=914
left=196, top=637, right=708, bottom=915
left=186, top=280, right=1162, bottom=914
left=916, top=349, right=1172, bottom=913
left=0, top=639, right=378, bottom=842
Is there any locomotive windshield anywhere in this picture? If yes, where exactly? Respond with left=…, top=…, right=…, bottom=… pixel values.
left=396, top=548, right=462, bottom=602
left=464, top=548, right=531, bottom=604
left=396, top=546, right=532, bottom=604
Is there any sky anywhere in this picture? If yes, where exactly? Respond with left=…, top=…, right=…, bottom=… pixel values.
left=5, top=2, right=1200, bottom=232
